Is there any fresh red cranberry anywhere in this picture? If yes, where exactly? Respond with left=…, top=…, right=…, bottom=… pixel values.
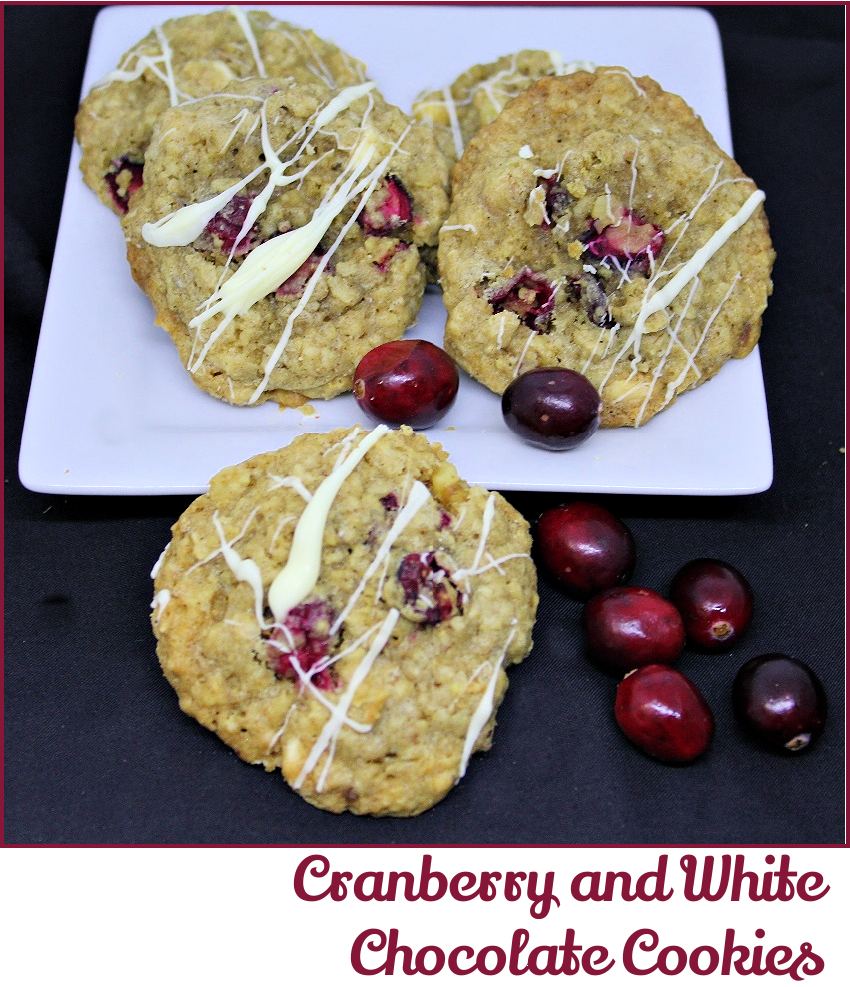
left=104, top=155, right=144, bottom=214
left=583, top=586, right=685, bottom=673
left=266, top=600, right=336, bottom=690
left=502, top=367, right=601, bottom=451
left=733, top=654, right=827, bottom=752
left=536, top=502, right=635, bottom=601
left=485, top=267, right=556, bottom=332
left=196, top=195, right=259, bottom=256
left=582, top=206, right=664, bottom=275
left=358, top=175, right=412, bottom=235
left=615, top=664, right=714, bottom=764
left=353, top=339, right=459, bottom=429
left=396, top=551, right=463, bottom=625
left=670, top=558, right=754, bottom=652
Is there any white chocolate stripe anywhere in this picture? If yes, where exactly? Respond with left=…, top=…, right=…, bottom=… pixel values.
left=632, top=189, right=766, bottom=338
left=458, top=626, right=516, bottom=780
left=329, top=480, right=432, bottom=636
left=268, top=425, right=389, bottom=621
left=228, top=6, right=266, bottom=78
left=294, top=608, right=400, bottom=790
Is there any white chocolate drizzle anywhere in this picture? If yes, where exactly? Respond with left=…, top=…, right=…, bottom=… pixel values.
left=329, top=479, right=432, bottom=635
left=267, top=425, right=389, bottom=621
left=458, top=625, right=517, bottom=779
left=294, top=608, right=400, bottom=791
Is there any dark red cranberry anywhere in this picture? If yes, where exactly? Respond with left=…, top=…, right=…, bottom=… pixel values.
left=582, top=206, right=664, bottom=275
left=358, top=175, right=412, bottom=235
left=733, top=654, right=827, bottom=752
left=567, top=272, right=614, bottom=329
left=396, top=551, right=463, bottom=625
left=104, top=155, right=144, bottom=214
left=276, top=250, right=325, bottom=296
left=380, top=492, right=399, bottom=511
left=353, top=339, right=459, bottom=429
left=670, top=558, right=754, bottom=652
left=266, top=599, right=337, bottom=690
left=583, top=586, right=685, bottom=673
left=196, top=195, right=259, bottom=256
left=502, top=367, right=601, bottom=451
left=539, top=176, right=572, bottom=225
left=536, top=502, right=635, bottom=601
left=485, top=267, right=556, bottom=332
left=615, top=664, right=714, bottom=764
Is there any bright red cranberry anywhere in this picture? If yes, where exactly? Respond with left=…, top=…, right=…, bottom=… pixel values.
left=670, top=558, right=754, bottom=652
left=536, top=502, right=635, bottom=601
left=615, top=664, right=714, bottom=764
left=485, top=267, right=556, bottom=332
left=583, top=586, right=685, bottom=673
left=104, top=155, right=144, bottom=214
left=358, top=175, right=412, bottom=235
left=353, top=339, right=459, bottom=429
left=502, top=367, right=601, bottom=451
left=733, top=654, right=827, bottom=752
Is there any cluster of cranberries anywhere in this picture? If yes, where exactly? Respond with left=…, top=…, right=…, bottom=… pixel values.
left=535, top=501, right=828, bottom=764
left=352, top=336, right=603, bottom=454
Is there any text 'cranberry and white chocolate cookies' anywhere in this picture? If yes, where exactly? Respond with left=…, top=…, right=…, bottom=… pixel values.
left=75, top=8, right=369, bottom=214
left=151, top=426, right=537, bottom=816
left=438, top=68, right=775, bottom=428
left=122, top=78, right=451, bottom=408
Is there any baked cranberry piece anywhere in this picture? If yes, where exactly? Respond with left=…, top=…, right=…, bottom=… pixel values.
left=196, top=195, right=259, bottom=256
left=380, top=492, right=399, bottom=511
left=485, top=267, right=556, bottom=332
left=358, top=175, right=412, bottom=236
left=540, top=176, right=572, bottom=224
left=396, top=551, right=463, bottom=625
left=266, top=599, right=337, bottom=690
left=582, top=206, right=664, bottom=275
left=276, top=250, right=325, bottom=296
left=104, top=155, right=144, bottom=214
left=567, top=272, right=615, bottom=329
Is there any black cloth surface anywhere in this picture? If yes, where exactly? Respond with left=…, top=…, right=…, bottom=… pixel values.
left=4, top=5, right=844, bottom=845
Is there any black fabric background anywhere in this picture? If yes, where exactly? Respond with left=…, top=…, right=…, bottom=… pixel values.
left=4, top=4, right=845, bottom=845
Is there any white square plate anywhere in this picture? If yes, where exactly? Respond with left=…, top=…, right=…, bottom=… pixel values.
left=19, top=3, right=773, bottom=496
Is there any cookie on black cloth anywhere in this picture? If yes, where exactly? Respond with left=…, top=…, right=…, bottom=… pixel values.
left=151, top=426, right=537, bottom=816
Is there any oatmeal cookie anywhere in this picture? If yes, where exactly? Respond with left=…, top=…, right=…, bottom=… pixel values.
left=151, top=426, right=537, bottom=816
left=413, top=49, right=594, bottom=161
left=76, top=8, right=368, bottom=214
left=122, top=78, right=451, bottom=407
left=438, top=69, right=775, bottom=428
